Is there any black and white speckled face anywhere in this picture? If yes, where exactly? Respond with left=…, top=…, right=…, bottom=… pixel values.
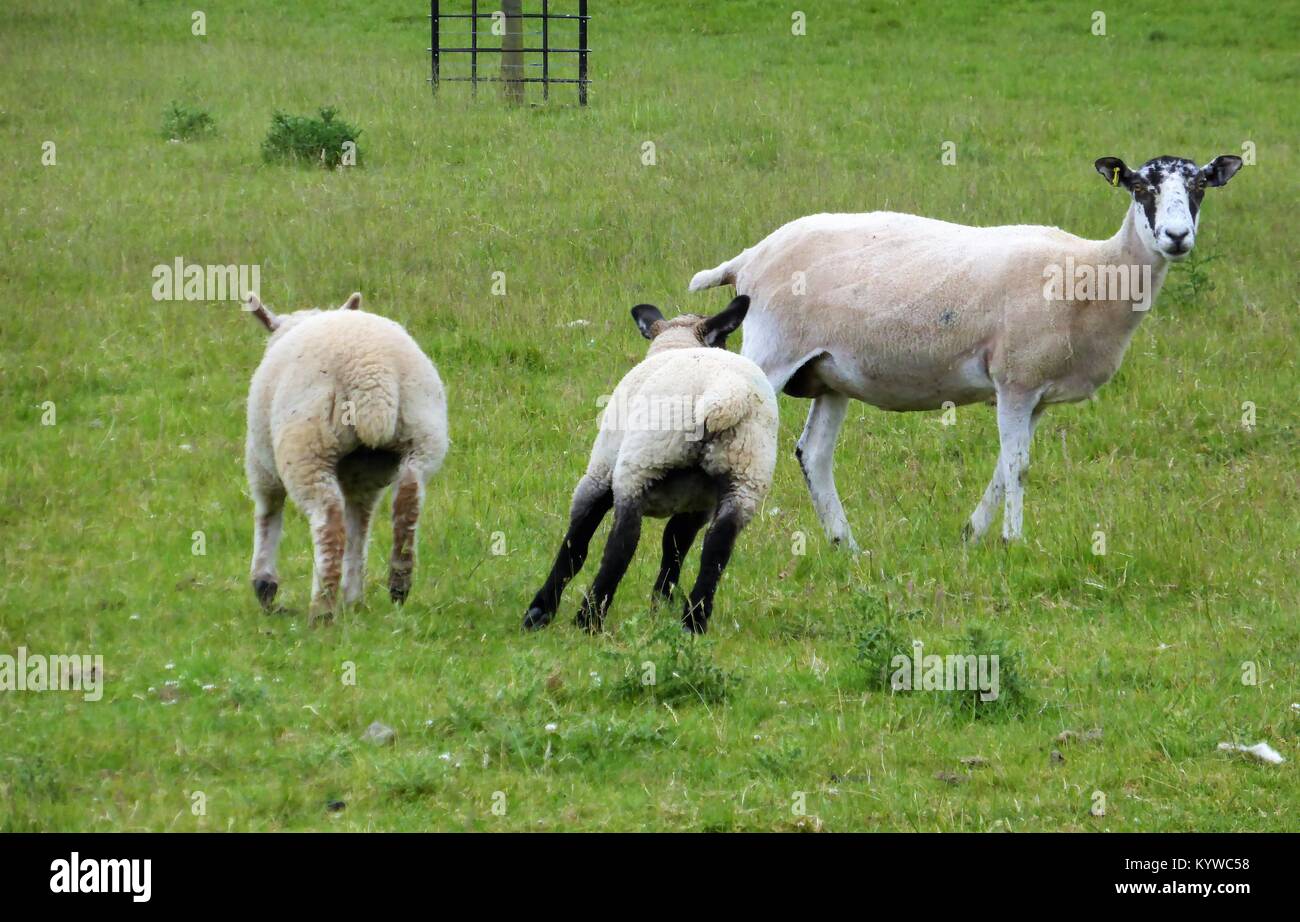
left=1095, top=154, right=1243, bottom=261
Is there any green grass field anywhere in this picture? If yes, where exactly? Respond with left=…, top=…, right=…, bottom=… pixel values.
left=1, top=0, right=1296, bottom=831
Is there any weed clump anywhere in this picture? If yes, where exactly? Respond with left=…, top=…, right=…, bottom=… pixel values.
left=1169, top=250, right=1219, bottom=307
left=162, top=101, right=215, bottom=140
left=261, top=107, right=361, bottom=168
left=610, top=620, right=738, bottom=705
left=948, top=625, right=1032, bottom=721
left=849, top=591, right=910, bottom=690
left=850, top=596, right=1032, bottom=720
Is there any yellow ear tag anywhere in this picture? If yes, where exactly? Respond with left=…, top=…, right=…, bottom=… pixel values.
left=1111, top=167, right=1120, bottom=187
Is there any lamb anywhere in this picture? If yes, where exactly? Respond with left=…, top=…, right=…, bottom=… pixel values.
left=243, top=292, right=448, bottom=622
left=523, top=295, right=778, bottom=634
left=689, top=153, right=1243, bottom=547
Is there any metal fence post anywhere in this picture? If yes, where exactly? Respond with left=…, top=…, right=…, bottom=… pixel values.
left=578, top=0, right=588, bottom=105
left=470, top=0, right=478, bottom=98
left=541, top=0, right=550, bottom=102
left=430, top=0, right=440, bottom=94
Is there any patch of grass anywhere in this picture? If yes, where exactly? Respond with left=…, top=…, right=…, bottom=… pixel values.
left=261, top=107, right=361, bottom=168
left=1167, top=250, right=1221, bottom=307
left=849, top=595, right=910, bottom=691
left=947, top=624, right=1032, bottom=721
left=610, top=619, right=739, bottom=706
left=162, top=100, right=215, bottom=141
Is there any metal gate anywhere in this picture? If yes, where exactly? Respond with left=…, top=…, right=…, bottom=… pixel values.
left=429, top=1, right=591, bottom=105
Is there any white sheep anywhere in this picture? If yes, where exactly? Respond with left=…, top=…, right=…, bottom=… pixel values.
left=244, top=292, right=448, bottom=622
left=689, top=154, right=1243, bottom=546
left=523, top=296, right=778, bottom=634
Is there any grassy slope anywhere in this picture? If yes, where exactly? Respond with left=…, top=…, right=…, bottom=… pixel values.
left=0, top=0, right=1296, bottom=830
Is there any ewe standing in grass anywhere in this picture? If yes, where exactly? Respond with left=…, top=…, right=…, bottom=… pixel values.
left=690, top=154, right=1243, bottom=547
left=524, top=296, right=778, bottom=634
left=243, top=292, right=448, bottom=622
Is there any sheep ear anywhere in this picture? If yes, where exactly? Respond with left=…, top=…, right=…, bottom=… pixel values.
left=1094, top=157, right=1133, bottom=189
left=1201, top=155, right=1243, bottom=188
left=341, top=292, right=362, bottom=310
left=700, top=295, right=750, bottom=347
left=631, top=304, right=665, bottom=340
left=245, top=293, right=279, bottom=332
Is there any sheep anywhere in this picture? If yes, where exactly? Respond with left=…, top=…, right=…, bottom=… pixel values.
left=523, top=295, right=778, bottom=634
left=243, top=291, right=448, bottom=622
left=689, top=154, right=1243, bottom=547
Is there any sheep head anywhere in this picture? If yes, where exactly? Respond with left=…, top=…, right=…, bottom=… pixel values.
left=631, top=295, right=750, bottom=355
left=1094, top=154, right=1243, bottom=261
left=244, top=291, right=363, bottom=337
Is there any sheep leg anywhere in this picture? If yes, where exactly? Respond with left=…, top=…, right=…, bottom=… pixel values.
left=963, top=466, right=1005, bottom=543
left=965, top=405, right=1045, bottom=542
left=795, top=392, right=859, bottom=552
left=523, top=476, right=613, bottom=630
left=652, top=510, right=709, bottom=600
left=249, top=484, right=286, bottom=609
left=298, top=481, right=347, bottom=625
left=388, top=464, right=428, bottom=605
left=575, top=499, right=643, bottom=633
left=341, top=489, right=382, bottom=605
left=995, top=394, right=1043, bottom=542
left=682, top=495, right=749, bottom=634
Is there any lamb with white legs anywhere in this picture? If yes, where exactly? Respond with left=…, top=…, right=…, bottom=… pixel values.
left=244, top=292, right=448, bottom=622
left=523, top=296, right=778, bottom=634
left=689, top=154, right=1243, bottom=546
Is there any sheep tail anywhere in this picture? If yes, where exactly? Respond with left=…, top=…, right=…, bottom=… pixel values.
left=695, top=384, right=752, bottom=436
left=688, top=249, right=748, bottom=292
left=349, top=376, right=401, bottom=447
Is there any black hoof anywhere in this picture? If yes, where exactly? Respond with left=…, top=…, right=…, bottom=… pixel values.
left=682, top=602, right=709, bottom=634
left=574, top=606, right=603, bottom=634
left=389, top=577, right=410, bottom=605
left=253, top=578, right=278, bottom=609
left=523, top=607, right=553, bottom=631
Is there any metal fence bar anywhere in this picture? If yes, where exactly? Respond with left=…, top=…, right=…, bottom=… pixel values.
left=437, top=46, right=587, bottom=53
left=542, top=0, right=550, bottom=101
left=437, top=11, right=589, bottom=18
left=438, top=76, right=585, bottom=84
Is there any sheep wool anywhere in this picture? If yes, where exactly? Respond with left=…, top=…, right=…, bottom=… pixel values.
left=524, top=296, right=777, bottom=635
left=244, top=292, right=448, bottom=621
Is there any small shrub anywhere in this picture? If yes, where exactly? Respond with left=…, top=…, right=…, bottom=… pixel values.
left=261, top=107, right=362, bottom=169
left=162, top=101, right=215, bottom=141
left=849, top=593, right=909, bottom=690
left=751, top=740, right=805, bottom=778
left=1169, top=250, right=1219, bottom=307
left=947, top=624, right=1032, bottom=721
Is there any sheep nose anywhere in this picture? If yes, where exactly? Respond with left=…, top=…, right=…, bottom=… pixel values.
left=1166, top=229, right=1189, bottom=246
